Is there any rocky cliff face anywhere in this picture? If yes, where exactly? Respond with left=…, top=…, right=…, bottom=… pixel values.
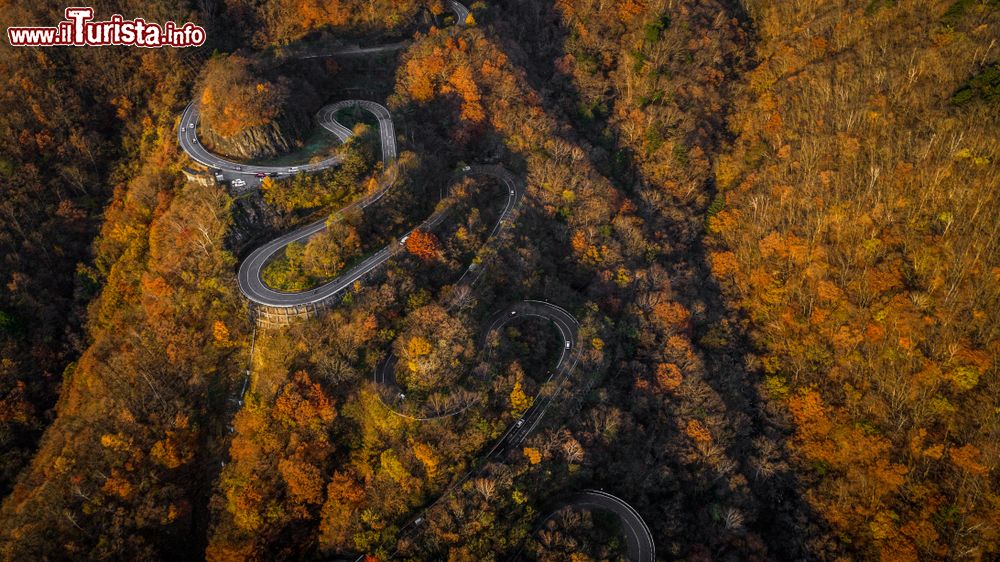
left=226, top=188, right=280, bottom=254
left=201, top=92, right=319, bottom=161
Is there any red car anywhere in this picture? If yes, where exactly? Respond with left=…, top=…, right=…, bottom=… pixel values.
left=254, top=172, right=266, bottom=178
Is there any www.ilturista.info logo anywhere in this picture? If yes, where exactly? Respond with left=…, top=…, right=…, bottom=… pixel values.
left=7, top=7, right=206, bottom=48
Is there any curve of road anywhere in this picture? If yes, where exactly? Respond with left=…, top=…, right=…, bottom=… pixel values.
left=178, top=4, right=653, bottom=560
left=448, top=0, right=471, bottom=24
left=480, top=300, right=580, bottom=454
left=554, top=490, right=655, bottom=562
left=373, top=165, right=521, bottom=420
left=386, top=300, right=583, bottom=556
left=178, top=102, right=343, bottom=176
left=373, top=298, right=574, bottom=423
left=180, top=1, right=474, bottom=309
left=181, top=97, right=403, bottom=307
left=234, top=100, right=403, bottom=307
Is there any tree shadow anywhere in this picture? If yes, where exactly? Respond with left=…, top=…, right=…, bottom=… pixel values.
left=486, top=1, right=829, bottom=559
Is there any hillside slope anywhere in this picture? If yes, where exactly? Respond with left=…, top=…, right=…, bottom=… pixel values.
left=0, top=1, right=996, bottom=560
left=709, top=0, right=999, bottom=559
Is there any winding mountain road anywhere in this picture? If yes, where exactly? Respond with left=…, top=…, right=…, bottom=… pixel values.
left=481, top=300, right=580, bottom=452
left=235, top=100, right=405, bottom=308
left=177, top=3, right=654, bottom=560
left=385, top=300, right=584, bottom=556
left=373, top=166, right=522, bottom=420
left=179, top=102, right=341, bottom=176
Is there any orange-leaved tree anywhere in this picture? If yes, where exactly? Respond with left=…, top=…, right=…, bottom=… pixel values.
left=405, top=229, right=441, bottom=261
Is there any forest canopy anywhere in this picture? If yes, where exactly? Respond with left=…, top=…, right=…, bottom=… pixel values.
left=0, top=0, right=996, bottom=561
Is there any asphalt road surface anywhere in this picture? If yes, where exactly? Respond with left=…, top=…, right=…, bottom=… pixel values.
left=449, top=0, right=471, bottom=23
left=297, top=42, right=409, bottom=59
left=372, top=165, right=523, bottom=419
left=183, top=83, right=501, bottom=309
left=558, top=490, right=655, bottom=562
left=480, top=300, right=580, bottom=454
left=178, top=101, right=343, bottom=191
left=177, top=3, right=477, bottom=309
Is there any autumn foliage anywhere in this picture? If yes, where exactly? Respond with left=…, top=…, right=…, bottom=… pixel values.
left=1, top=1, right=997, bottom=561
left=708, top=0, right=1000, bottom=558
left=198, top=55, right=289, bottom=138
left=404, top=229, right=441, bottom=261
left=209, top=371, right=336, bottom=555
left=394, top=305, right=473, bottom=393
left=224, top=0, right=438, bottom=48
